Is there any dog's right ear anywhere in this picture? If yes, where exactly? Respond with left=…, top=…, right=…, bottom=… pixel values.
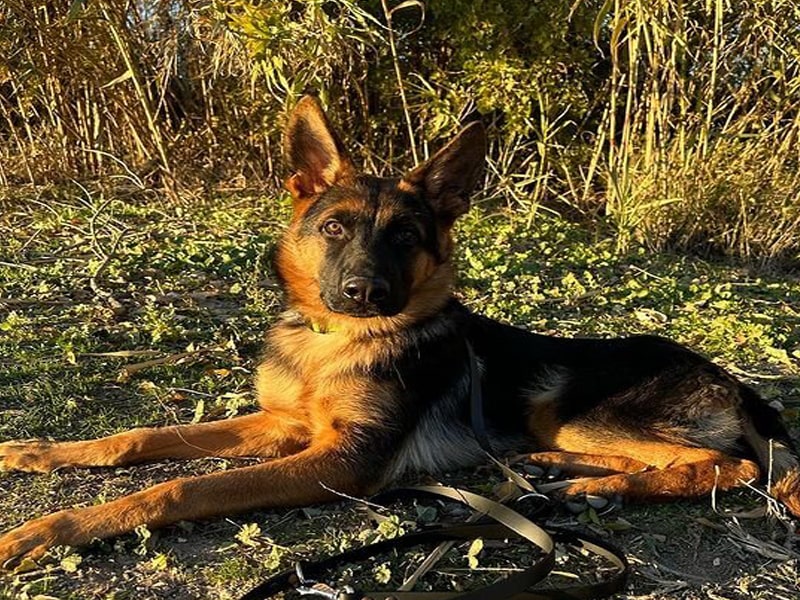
left=284, top=96, right=355, bottom=201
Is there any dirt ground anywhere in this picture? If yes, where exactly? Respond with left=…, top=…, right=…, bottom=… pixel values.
left=1, top=456, right=798, bottom=599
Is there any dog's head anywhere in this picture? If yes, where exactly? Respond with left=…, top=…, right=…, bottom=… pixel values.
left=275, top=95, right=486, bottom=334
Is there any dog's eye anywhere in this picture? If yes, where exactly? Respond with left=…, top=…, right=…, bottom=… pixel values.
left=321, top=219, right=345, bottom=238
left=392, top=228, right=419, bottom=246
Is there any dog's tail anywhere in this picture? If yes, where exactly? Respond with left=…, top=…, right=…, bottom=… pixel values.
left=738, top=384, right=800, bottom=517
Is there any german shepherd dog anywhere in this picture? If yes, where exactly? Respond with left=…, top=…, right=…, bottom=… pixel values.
left=1, top=96, right=799, bottom=566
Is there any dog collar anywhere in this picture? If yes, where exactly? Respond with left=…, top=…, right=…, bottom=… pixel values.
left=282, top=311, right=338, bottom=334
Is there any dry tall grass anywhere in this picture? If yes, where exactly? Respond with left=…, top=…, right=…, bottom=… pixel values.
left=582, top=0, right=800, bottom=263
left=0, top=0, right=287, bottom=187
left=1, top=0, right=799, bottom=264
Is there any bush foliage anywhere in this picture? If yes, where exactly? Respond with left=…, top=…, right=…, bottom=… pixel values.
left=1, top=0, right=799, bottom=264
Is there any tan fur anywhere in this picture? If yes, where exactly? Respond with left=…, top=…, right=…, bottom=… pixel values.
left=527, top=451, right=650, bottom=477
left=772, top=469, right=800, bottom=516
left=528, top=402, right=761, bottom=500
left=564, top=458, right=760, bottom=500
left=0, top=440, right=372, bottom=564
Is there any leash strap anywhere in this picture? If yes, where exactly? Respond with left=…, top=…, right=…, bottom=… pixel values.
left=239, top=485, right=628, bottom=600
left=466, top=341, right=494, bottom=455
left=466, top=341, right=538, bottom=493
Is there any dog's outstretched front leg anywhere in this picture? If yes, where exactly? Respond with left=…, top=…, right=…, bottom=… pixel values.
left=0, top=443, right=376, bottom=566
left=0, top=411, right=310, bottom=473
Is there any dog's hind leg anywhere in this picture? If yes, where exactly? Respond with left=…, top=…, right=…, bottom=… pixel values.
left=527, top=451, right=650, bottom=477
left=529, top=397, right=761, bottom=503
left=562, top=452, right=760, bottom=502
left=534, top=438, right=761, bottom=501
left=0, top=411, right=310, bottom=473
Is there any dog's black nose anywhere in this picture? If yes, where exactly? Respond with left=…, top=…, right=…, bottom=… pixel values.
left=342, top=276, right=390, bottom=305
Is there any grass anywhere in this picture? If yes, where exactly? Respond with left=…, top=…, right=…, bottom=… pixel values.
left=0, top=187, right=799, bottom=599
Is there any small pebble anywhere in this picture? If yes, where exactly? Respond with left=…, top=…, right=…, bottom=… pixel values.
left=523, top=464, right=545, bottom=477
left=566, top=500, right=587, bottom=514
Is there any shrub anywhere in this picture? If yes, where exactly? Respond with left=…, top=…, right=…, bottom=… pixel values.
left=1, top=0, right=798, bottom=265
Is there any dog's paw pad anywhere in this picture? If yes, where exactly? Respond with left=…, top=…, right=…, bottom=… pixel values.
left=0, top=441, right=58, bottom=473
left=523, top=464, right=545, bottom=477
left=546, top=466, right=562, bottom=478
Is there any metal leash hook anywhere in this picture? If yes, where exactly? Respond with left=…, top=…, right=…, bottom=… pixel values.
left=294, top=562, right=357, bottom=600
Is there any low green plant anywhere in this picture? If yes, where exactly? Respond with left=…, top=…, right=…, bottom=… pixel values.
left=0, top=188, right=798, bottom=598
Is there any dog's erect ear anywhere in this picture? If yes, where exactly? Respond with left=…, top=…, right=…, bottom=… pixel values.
left=402, top=122, right=486, bottom=224
left=284, top=96, right=355, bottom=201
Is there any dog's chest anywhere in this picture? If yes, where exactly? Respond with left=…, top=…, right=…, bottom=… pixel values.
left=255, top=326, right=395, bottom=433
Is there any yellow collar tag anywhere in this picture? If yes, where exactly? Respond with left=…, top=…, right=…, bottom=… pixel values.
left=309, top=320, right=337, bottom=334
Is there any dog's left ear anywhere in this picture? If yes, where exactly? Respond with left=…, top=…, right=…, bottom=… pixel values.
left=402, top=122, right=486, bottom=225
left=284, top=95, right=355, bottom=201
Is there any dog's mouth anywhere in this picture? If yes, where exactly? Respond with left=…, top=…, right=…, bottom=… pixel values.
left=321, top=290, right=404, bottom=319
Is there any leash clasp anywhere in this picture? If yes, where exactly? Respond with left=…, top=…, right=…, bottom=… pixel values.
left=295, top=563, right=357, bottom=600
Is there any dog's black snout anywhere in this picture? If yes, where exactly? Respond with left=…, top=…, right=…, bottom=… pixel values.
left=342, top=276, right=390, bottom=305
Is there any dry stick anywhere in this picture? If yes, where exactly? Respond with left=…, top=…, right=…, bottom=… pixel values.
left=79, top=350, right=162, bottom=358
left=723, top=519, right=797, bottom=561
left=380, top=0, right=419, bottom=165
left=0, top=94, right=34, bottom=183
left=317, top=483, right=392, bottom=513
left=0, top=261, right=38, bottom=271
left=88, top=224, right=129, bottom=309
left=103, top=6, right=171, bottom=177
left=118, top=349, right=210, bottom=379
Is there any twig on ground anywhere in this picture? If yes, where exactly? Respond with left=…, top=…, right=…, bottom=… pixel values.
left=117, top=348, right=219, bottom=380
left=316, top=481, right=388, bottom=512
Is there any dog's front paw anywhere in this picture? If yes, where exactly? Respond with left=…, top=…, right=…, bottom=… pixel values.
left=0, top=440, right=62, bottom=473
left=0, top=511, right=76, bottom=569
